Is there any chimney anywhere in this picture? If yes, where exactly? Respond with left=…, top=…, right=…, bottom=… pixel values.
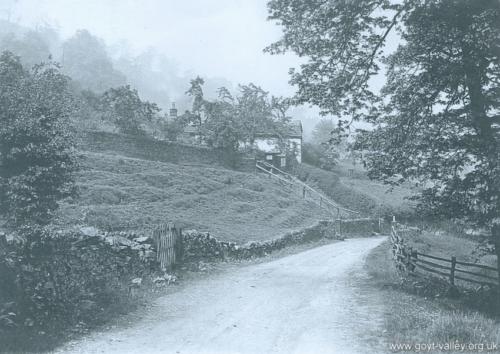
left=169, top=102, right=178, bottom=120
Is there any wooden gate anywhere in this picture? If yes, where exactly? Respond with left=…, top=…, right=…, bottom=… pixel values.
left=153, top=223, right=182, bottom=270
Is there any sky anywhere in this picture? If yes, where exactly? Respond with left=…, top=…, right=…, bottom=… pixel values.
left=2, top=0, right=396, bottom=138
left=5, top=0, right=302, bottom=97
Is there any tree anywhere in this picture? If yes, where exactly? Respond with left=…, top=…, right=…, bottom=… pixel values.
left=163, top=116, right=186, bottom=142
left=101, top=85, right=160, bottom=135
left=203, top=88, right=241, bottom=164
left=0, top=30, right=52, bottom=68
left=0, top=51, right=78, bottom=226
left=236, top=83, right=272, bottom=145
left=185, top=76, right=206, bottom=142
left=236, top=84, right=291, bottom=145
left=309, top=119, right=343, bottom=170
left=267, top=0, right=500, bottom=275
left=62, top=30, right=126, bottom=93
left=312, top=120, right=336, bottom=146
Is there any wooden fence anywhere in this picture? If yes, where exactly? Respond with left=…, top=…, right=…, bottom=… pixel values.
left=152, top=223, right=182, bottom=270
left=255, top=160, right=360, bottom=219
left=390, top=220, right=499, bottom=288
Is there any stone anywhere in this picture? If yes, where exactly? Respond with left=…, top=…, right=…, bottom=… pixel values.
left=80, top=226, right=99, bottom=237
left=131, top=278, right=142, bottom=286
left=109, top=236, right=135, bottom=247
left=135, top=236, right=152, bottom=244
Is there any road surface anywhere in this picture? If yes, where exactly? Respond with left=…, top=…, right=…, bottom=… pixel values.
left=57, top=237, right=387, bottom=354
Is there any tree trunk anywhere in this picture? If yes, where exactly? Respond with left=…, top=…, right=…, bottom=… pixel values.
left=494, top=224, right=500, bottom=287
left=464, top=54, right=500, bottom=288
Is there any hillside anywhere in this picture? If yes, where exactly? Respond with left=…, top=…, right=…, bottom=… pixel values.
left=295, top=161, right=415, bottom=218
left=55, top=151, right=331, bottom=243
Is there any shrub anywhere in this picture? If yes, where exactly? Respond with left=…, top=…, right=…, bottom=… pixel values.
left=302, top=143, right=338, bottom=170
left=0, top=51, right=78, bottom=226
left=0, top=226, right=154, bottom=349
left=163, top=118, right=185, bottom=141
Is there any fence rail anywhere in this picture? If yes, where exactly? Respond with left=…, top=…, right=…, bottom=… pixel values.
left=390, top=220, right=499, bottom=288
left=255, top=160, right=360, bottom=218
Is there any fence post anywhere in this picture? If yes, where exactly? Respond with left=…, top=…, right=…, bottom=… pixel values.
left=176, top=228, right=183, bottom=263
left=450, top=256, right=456, bottom=286
left=336, top=208, right=340, bottom=236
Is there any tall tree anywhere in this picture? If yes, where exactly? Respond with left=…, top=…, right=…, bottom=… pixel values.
left=0, top=51, right=78, bottom=226
left=0, top=30, right=52, bottom=68
left=236, top=83, right=290, bottom=145
left=101, top=85, right=160, bottom=135
left=62, top=30, right=126, bottom=93
left=185, top=76, right=206, bottom=142
left=312, top=119, right=336, bottom=146
left=203, top=88, right=242, bottom=165
left=267, top=0, right=500, bottom=275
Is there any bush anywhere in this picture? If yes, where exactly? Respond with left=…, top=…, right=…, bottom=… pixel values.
left=0, top=226, right=154, bottom=349
left=0, top=51, right=78, bottom=226
left=302, top=143, right=338, bottom=170
left=163, top=118, right=185, bottom=141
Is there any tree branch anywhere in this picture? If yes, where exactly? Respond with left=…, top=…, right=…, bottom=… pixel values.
left=361, top=5, right=406, bottom=83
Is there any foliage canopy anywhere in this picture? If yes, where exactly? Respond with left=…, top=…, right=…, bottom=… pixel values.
left=267, top=0, right=500, bottom=231
left=0, top=51, right=78, bottom=226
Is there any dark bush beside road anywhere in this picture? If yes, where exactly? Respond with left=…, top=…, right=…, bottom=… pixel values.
left=0, top=226, right=156, bottom=352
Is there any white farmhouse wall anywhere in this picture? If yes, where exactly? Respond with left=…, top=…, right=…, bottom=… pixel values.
left=255, top=138, right=280, bottom=153
left=251, top=137, right=302, bottom=163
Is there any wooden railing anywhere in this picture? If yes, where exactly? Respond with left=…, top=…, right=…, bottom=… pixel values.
left=255, top=160, right=360, bottom=218
left=390, top=220, right=499, bottom=288
left=413, top=252, right=499, bottom=288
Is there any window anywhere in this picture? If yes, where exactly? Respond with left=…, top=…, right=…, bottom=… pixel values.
left=266, top=155, right=273, bottom=161
left=280, top=157, right=286, bottom=167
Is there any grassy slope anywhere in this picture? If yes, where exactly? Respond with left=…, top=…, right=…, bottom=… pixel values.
left=295, top=161, right=415, bottom=217
left=55, top=151, right=331, bottom=243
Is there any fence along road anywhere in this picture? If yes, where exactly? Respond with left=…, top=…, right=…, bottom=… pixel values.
left=390, top=220, right=499, bottom=288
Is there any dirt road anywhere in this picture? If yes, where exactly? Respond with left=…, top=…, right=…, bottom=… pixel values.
left=57, top=237, right=387, bottom=354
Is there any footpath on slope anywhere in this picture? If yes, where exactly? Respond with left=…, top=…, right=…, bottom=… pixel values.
left=255, top=160, right=360, bottom=219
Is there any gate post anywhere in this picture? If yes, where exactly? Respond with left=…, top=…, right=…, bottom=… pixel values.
left=176, top=227, right=184, bottom=263
left=450, top=256, right=456, bottom=286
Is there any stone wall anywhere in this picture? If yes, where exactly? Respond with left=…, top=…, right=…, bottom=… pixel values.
left=179, top=218, right=381, bottom=263
left=338, top=218, right=385, bottom=236
left=79, top=131, right=254, bottom=171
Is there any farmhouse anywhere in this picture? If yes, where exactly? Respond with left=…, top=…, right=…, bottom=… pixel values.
left=251, top=120, right=303, bottom=167
left=170, top=102, right=303, bottom=166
